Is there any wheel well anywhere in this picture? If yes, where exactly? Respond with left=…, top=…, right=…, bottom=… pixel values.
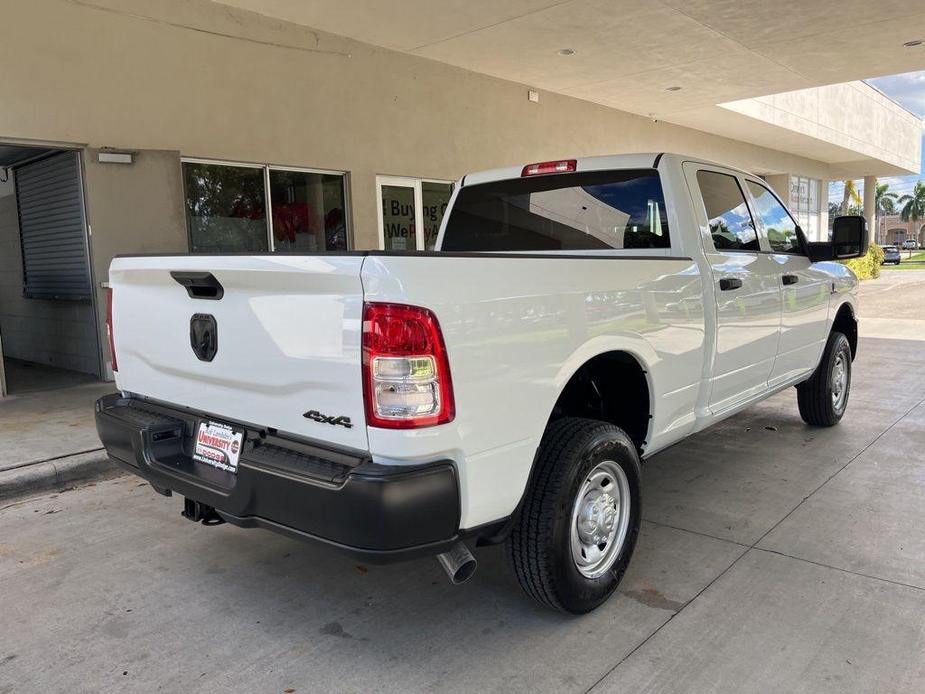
left=549, top=352, right=651, bottom=451
left=832, top=303, right=857, bottom=359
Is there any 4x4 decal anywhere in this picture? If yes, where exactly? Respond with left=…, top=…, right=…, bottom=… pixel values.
left=302, top=410, right=353, bottom=429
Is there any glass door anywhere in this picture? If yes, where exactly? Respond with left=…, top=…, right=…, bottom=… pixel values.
left=421, top=180, right=453, bottom=250
left=377, top=176, right=453, bottom=251
left=377, top=176, right=419, bottom=251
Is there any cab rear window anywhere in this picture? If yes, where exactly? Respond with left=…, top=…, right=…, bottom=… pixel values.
left=441, top=169, right=670, bottom=252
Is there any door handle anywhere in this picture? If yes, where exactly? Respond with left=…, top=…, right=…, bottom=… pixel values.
left=719, top=278, right=743, bottom=291
left=782, top=274, right=798, bottom=285
left=171, top=271, right=225, bottom=300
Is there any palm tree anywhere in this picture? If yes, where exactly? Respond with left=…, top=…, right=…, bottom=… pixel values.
left=876, top=182, right=897, bottom=217
left=898, top=181, right=925, bottom=223
left=839, top=180, right=862, bottom=216
left=898, top=181, right=925, bottom=251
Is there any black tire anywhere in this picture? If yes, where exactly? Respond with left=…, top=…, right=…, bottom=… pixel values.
left=506, top=417, right=642, bottom=614
left=796, top=331, right=852, bottom=426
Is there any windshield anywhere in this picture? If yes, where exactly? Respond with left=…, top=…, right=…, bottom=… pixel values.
left=441, top=169, right=670, bottom=252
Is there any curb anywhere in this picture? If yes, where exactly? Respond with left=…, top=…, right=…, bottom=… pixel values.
left=0, top=450, right=123, bottom=502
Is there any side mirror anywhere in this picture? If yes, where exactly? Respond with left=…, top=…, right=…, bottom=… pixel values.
left=807, top=215, right=868, bottom=262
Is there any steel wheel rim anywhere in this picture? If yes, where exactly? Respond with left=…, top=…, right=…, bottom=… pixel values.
left=569, top=460, right=631, bottom=579
left=831, top=351, right=849, bottom=412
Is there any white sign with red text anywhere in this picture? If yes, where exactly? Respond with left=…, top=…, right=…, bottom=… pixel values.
left=193, top=421, right=243, bottom=473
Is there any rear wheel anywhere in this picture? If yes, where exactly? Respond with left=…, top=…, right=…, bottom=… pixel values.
left=797, top=331, right=852, bottom=426
left=507, top=418, right=641, bottom=614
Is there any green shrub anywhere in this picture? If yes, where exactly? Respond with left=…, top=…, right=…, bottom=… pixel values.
left=840, top=242, right=883, bottom=280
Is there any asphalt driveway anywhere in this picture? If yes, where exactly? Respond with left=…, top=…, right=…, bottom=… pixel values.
left=1, top=272, right=923, bottom=693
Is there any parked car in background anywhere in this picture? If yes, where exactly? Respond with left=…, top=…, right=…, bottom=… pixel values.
left=902, top=239, right=918, bottom=250
left=882, top=246, right=901, bottom=264
left=96, top=153, right=868, bottom=614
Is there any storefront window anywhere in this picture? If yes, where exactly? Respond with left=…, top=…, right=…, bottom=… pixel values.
left=184, top=162, right=268, bottom=253
left=184, top=160, right=350, bottom=253
left=789, top=175, right=821, bottom=240
left=269, top=169, right=348, bottom=252
left=377, top=176, right=453, bottom=251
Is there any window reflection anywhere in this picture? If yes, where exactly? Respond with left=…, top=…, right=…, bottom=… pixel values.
left=442, top=170, right=670, bottom=252
left=183, top=162, right=350, bottom=253
left=270, top=170, right=348, bottom=252
left=747, top=181, right=800, bottom=254
left=697, top=171, right=758, bottom=251
left=184, top=163, right=268, bottom=253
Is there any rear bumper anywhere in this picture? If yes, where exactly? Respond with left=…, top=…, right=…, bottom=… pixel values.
left=94, top=393, right=461, bottom=562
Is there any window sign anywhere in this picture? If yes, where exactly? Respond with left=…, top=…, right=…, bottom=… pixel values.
left=381, top=184, right=417, bottom=251
left=788, top=175, right=821, bottom=239
left=377, top=176, right=454, bottom=251
left=422, top=181, right=453, bottom=250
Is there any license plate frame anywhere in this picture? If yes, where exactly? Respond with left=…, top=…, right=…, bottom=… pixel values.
left=192, top=420, right=245, bottom=474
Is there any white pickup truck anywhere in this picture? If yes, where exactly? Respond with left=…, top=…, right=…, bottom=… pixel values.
left=96, top=153, right=866, bottom=613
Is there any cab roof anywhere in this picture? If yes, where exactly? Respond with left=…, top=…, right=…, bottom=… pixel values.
left=460, top=152, right=754, bottom=187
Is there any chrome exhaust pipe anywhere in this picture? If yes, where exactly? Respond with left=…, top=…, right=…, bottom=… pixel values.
left=437, top=541, right=477, bottom=585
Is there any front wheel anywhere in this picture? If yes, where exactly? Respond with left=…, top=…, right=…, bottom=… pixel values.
left=506, top=418, right=642, bottom=614
left=796, top=331, right=852, bottom=426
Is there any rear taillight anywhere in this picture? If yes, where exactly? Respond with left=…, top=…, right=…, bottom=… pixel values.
left=521, top=159, right=577, bottom=176
left=362, top=302, right=454, bottom=429
left=105, top=288, right=117, bottom=372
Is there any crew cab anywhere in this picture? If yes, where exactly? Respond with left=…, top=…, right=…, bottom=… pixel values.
left=95, top=153, right=867, bottom=613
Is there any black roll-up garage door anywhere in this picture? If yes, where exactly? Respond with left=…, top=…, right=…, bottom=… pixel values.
left=15, top=151, right=91, bottom=300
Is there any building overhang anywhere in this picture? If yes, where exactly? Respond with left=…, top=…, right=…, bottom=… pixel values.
left=664, top=82, right=922, bottom=178
left=212, top=0, right=925, bottom=177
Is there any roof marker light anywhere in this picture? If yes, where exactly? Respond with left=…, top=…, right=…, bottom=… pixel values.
left=521, top=160, right=577, bottom=177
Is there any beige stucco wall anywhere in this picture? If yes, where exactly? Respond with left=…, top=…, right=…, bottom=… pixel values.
left=0, top=0, right=838, bottom=253
left=81, top=149, right=188, bottom=375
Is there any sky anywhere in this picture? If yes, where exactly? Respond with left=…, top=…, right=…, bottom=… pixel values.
left=828, top=69, right=925, bottom=205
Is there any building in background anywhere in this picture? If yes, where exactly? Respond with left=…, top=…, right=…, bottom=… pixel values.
left=879, top=215, right=925, bottom=246
left=0, top=0, right=922, bottom=394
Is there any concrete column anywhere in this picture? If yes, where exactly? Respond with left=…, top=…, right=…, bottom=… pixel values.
left=820, top=179, right=830, bottom=240
left=863, top=176, right=877, bottom=244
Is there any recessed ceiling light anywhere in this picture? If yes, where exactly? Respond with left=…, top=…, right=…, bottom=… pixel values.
left=665, top=86, right=682, bottom=91
left=557, top=48, right=575, bottom=56
left=903, top=39, right=924, bottom=47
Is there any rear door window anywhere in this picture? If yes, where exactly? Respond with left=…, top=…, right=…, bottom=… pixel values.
left=696, top=171, right=759, bottom=252
left=441, top=169, right=670, bottom=252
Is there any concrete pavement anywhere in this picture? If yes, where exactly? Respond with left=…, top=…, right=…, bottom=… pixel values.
left=1, top=272, right=923, bottom=693
left=0, top=379, right=114, bottom=500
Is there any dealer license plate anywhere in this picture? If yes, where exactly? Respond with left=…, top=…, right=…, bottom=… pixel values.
left=192, top=420, right=244, bottom=473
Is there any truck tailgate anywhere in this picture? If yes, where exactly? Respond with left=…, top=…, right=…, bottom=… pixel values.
left=109, top=255, right=367, bottom=451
